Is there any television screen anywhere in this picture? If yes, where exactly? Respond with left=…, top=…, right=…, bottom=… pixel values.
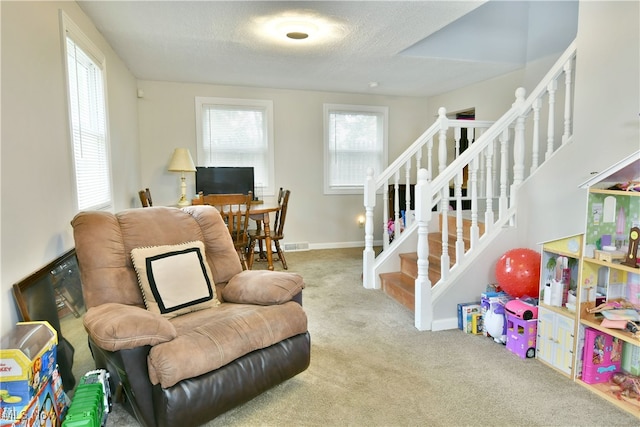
left=196, top=167, right=255, bottom=198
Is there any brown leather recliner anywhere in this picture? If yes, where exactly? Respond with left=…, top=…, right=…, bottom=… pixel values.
left=71, top=206, right=310, bottom=427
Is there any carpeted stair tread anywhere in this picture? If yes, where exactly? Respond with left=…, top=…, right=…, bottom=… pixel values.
left=399, top=252, right=418, bottom=278
left=380, top=271, right=415, bottom=311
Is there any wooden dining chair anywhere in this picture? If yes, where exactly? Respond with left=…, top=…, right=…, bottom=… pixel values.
left=139, top=188, right=153, bottom=207
left=252, top=187, right=284, bottom=259
left=248, top=189, right=290, bottom=270
left=202, top=192, right=253, bottom=270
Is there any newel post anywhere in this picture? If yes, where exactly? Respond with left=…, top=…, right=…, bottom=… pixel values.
left=415, top=168, right=433, bottom=331
left=363, top=168, right=377, bottom=289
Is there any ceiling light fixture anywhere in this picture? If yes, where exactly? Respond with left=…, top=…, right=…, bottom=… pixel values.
left=278, top=21, right=318, bottom=41
left=287, top=31, right=309, bottom=40
left=254, top=13, right=345, bottom=45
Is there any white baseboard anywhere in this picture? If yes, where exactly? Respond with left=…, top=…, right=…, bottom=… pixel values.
left=306, top=240, right=383, bottom=250
left=308, top=241, right=364, bottom=250
left=274, top=241, right=371, bottom=252
left=431, top=317, right=458, bottom=331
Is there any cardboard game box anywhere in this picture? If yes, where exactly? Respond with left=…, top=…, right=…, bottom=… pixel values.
left=0, top=374, right=68, bottom=427
left=457, top=301, right=480, bottom=331
left=0, top=322, right=68, bottom=426
left=471, top=313, right=483, bottom=335
left=461, top=304, right=482, bottom=334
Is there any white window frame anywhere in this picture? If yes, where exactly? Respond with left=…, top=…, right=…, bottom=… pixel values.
left=60, top=11, right=113, bottom=211
left=323, top=104, right=388, bottom=195
left=195, top=97, right=275, bottom=197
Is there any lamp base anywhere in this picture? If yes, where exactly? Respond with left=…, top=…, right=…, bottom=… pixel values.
left=177, top=197, right=191, bottom=207
left=177, top=173, right=191, bottom=207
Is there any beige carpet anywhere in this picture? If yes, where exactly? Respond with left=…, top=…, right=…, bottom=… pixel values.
left=65, top=248, right=638, bottom=426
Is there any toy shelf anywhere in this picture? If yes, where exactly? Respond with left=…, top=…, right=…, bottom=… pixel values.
left=573, top=151, right=640, bottom=419
left=541, top=236, right=582, bottom=259
left=588, top=188, right=640, bottom=197
left=576, top=379, right=640, bottom=418
left=580, top=309, right=639, bottom=345
left=538, top=302, right=574, bottom=317
left=582, top=257, right=640, bottom=275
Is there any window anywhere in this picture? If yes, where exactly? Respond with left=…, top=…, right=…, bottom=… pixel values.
left=195, top=97, right=275, bottom=197
left=324, top=104, right=388, bottom=194
left=61, top=12, right=112, bottom=211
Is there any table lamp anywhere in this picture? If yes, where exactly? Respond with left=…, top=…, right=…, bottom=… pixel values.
left=168, top=148, right=196, bottom=207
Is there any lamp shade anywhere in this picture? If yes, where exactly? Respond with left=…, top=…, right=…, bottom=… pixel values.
left=168, top=148, right=196, bottom=172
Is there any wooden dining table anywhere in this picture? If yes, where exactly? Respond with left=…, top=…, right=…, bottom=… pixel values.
left=192, top=196, right=281, bottom=271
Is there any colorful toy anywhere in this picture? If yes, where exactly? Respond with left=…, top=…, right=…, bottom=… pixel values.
left=506, top=314, right=537, bottom=359
left=484, top=301, right=506, bottom=344
left=505, top=299, right=539, bottom=321
left=62, top=369, right=111, bottom=427
left=495, top=248, right=541, bottom=298
left=611, top=372, right=640, bottom=401
left=581, top=328, right=622, bottom=384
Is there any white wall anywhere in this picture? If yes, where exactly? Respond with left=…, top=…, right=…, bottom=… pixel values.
left=137, top=80, right=431, bottom=247
left=0, top=1, right=140, bottom=335
left=427, top=68, right=524, bottom=121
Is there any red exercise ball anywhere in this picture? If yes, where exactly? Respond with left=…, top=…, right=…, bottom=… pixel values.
left=495, top=248, right=540, bottom=298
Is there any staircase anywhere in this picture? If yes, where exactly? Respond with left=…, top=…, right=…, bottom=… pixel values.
left=380, top=213, right=485, bottom=311
left=362, top=41, right=578, bottom=331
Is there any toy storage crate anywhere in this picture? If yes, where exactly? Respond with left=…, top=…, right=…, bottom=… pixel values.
left=581, top=327, right=622, bottom=384
left=506, top=314, right=537, bottom=359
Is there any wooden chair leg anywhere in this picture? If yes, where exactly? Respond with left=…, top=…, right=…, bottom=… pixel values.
left=247, top=238, right=257, bottom=270
left=237, top=247, right=248, bottom=271
left=274, top=240, right=287, bottom=270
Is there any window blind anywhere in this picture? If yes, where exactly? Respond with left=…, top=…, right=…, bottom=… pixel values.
left=324, top=105, right=387, bottom=194
left=65, top=31, right=111, bottom=211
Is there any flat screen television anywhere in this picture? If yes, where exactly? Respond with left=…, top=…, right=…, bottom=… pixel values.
left=196, top=167, right=255, bottom=198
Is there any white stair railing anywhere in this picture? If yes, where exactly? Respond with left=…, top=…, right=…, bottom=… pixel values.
left=363, top=41, right=577, bottom=330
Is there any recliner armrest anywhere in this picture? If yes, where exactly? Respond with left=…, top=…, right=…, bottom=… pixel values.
left=84, top=303, right=177, bottom=351
left=221, top=270, right=304, bottom=305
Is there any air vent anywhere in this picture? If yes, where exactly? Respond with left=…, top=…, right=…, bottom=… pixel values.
left=283, top=242, right=310, bottom=252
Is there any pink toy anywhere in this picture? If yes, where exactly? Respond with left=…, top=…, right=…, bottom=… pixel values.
left=581, top=328, right=622, bottom=384
left=505, top=299, right=538, bottom=321
left=495, top=248, right=541, bottom=298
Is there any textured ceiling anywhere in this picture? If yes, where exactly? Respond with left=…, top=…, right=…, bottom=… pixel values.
left=78, top=0, right=578, bottom=97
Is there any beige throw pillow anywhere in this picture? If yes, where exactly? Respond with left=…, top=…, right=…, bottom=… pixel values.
left=131, top=241, right=219, bottom=318
left=222, top=270, right=305, bottom=305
